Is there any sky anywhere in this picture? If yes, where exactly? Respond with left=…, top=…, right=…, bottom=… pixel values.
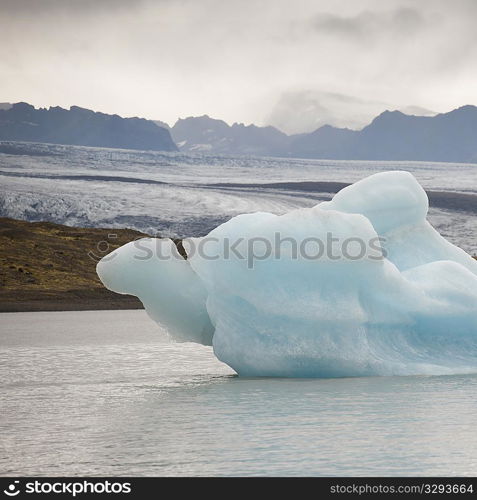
left=1, top=0, right=476, bottom=134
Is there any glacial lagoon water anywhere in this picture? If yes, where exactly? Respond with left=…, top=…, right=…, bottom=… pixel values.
left=1, top=310, right=477, bottom=476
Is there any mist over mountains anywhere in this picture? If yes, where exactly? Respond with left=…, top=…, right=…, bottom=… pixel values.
left=1, top=102, right=476, bottom=163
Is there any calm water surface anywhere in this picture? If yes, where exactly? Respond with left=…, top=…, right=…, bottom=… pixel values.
left=1, top=310, right=476, bottom=476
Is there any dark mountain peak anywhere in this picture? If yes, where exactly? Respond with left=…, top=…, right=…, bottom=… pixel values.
left=383, top=109, right=404, bottom=115
left=174, top=115, right=230, bottom=132
left=11, top=102, right=35, bottom=111
left=0, top=102, right=177, bottom=152
left=177, top=114, right=214, bottom=122
left=153, top=119, right=170, bottom=130
left=263, top=124, right=284, bottom=132
left=173, top=115, right=230, bottom=135
left=444, top=104, right=477, bottom=116
left=370, top=109, right=407, bottom=123
left=230, top=122, right=287, bottom=138
left=231, top=122, right=257, bottom=130
left=69, top=105, right=95, bottom=115
left=171, top=114, right=288, bottom=155
left=314, top=124, right=340, bottom=133
left=457, top=104, right=476, bottom=111
left=310, top=124, right=355, bottom=137
left=286, top=104, right=477, bottom=162
left=361, top=109, right=413, bottom=134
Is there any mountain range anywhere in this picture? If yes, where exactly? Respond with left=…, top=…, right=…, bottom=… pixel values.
left=1, top=102, right=476, bottom=162
left=167, top=115, right=289, bottom=156
left=0, top=102, right=177, bottom=152
left=168, top=106, right=477, bottom=163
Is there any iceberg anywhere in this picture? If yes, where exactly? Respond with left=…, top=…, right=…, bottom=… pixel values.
left=97, top=171, right=477, bottom=377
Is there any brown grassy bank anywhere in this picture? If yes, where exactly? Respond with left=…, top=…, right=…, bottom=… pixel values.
left=0, top=217, right=148, bottom=312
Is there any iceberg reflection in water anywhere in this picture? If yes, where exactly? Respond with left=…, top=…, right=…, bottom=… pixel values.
left=1, top=310, right=477, bottom=476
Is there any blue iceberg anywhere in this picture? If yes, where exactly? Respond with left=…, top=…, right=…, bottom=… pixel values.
left=97, top=171, right=477, bottom=377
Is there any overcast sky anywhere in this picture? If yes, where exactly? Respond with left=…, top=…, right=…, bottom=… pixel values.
left=1, top=0, right=476, bottom=133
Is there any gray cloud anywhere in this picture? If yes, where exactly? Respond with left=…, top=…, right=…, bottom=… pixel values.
left=267, top=91, right=386, bottom=134
left=311, top=7, right=423, bottom=43
left=0, top=0, right=475, bottom=131
left=267, top=90, right=439, bottom=135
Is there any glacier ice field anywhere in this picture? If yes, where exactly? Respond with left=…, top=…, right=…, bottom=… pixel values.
left=1, top=142, right=476, bottom=254
left=97, top=171, right=477, bottom=378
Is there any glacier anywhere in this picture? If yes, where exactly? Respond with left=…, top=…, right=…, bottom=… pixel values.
left=97, top=171, right=477, bottom=377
